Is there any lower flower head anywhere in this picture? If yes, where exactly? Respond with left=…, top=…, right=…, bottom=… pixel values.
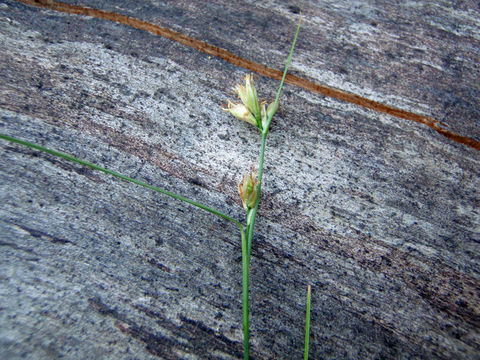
left=238, top=170, right=259, bottom=210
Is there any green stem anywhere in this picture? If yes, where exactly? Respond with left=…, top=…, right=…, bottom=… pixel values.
left=304, top=285, right=311, bottom=360
left=241, top=224, right=250, bottom=359
left=246, top=131, right=267, bottom=261
left=0, top=133, right=243, bottom=232
left=246, top=14, right=302, bottom=259
left=239, top=15, right=302, bottom=360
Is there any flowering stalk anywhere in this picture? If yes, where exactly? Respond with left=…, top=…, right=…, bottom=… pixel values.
left=225, top=14, right=302, bottom=359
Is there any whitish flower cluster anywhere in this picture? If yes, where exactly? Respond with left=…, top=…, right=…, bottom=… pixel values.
left=223, top=74, right=278, bottom=132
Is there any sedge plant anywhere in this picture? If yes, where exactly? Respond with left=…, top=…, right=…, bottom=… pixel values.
left=222, top=14, right=302, bottom=358
left=0, top=14, right=309, bottom=360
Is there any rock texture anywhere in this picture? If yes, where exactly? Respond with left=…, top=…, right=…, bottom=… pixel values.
left=0, top=0, right=479, bottom=359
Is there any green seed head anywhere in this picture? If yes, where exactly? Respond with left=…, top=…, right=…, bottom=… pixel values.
left=238, top=170, right=259, bottom=210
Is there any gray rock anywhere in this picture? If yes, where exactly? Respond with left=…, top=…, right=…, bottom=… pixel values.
left=1, top=1, right=479, bottom=359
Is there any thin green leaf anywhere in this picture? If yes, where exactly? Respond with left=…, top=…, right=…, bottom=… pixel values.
left=304, top=284, right=312, bottom=360
left=0, top=133, right=243, bottom=232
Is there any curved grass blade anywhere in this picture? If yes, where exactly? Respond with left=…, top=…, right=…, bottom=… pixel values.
left=0, top=133, right=244, bottom=232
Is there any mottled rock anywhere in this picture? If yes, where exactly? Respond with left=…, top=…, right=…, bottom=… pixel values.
left=1, top=1, right=479, bottom=359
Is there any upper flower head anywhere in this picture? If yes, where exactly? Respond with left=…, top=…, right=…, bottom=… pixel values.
left=234, top=74, right=261, bottom=122
left=224, top=73, right=278, bottom=133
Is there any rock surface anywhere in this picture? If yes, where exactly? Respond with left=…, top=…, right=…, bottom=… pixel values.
left=0, top=0, right=479, bottom=359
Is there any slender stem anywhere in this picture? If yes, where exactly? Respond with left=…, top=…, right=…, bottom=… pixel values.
left=246, top=131, right=267, bottom=260
left=240, top=225, right=250, bottom=359
left=246, top=14, right=302, bottom=259
left=0, top=133, right=243, bottom=231
left=304, top=285, right=311, bottom=360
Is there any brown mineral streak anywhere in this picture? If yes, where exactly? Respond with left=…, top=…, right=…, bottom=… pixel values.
left=17, top=0, right=480, bottom=151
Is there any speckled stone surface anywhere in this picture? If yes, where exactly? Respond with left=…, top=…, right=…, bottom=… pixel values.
left=0, top=1, right=479, bottom=359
